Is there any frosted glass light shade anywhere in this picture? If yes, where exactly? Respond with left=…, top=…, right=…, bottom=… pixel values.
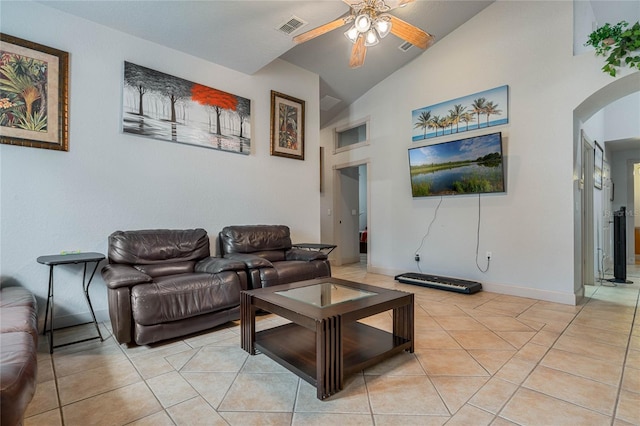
left=375, top=16, right=391, bottom=38
left=354, top=14, right=371, bottom=32
left=364, top=29, right=379, bottom=46
left=344, top=25, right=359, bottom=43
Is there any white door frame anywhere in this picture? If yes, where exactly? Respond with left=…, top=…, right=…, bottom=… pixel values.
left=333, top=159, right=370, bottom=266
left=581, top=130, right=595, bottom=286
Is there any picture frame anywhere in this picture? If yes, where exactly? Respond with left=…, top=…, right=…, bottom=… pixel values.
left=122, top=62, right=251, bottom=154
left=594, top=141, right=603, bottom=189
left=0, top=34, right=69, bottom=151
left=270, top=90, right=305, bottom=160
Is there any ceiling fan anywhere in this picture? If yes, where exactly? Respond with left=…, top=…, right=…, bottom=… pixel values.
left=293, top=0, right=434, bottom=68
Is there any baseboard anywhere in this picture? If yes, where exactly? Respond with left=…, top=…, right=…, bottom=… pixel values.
left=368, top=265, right=578, bottom=305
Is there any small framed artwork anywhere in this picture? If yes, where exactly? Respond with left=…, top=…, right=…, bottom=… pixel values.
left=0, top=34, right=69, bottom=151
left=270, top=90, right=305, bottom=160
left=594, top=141, right=603, bottom=190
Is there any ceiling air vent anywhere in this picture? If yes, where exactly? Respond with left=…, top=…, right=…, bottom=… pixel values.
left=398, top=41, right=413, bottom=52
left=276, top=16, right=308, bottom=35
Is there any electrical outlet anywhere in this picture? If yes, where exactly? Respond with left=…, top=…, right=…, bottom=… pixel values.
left=486, top=251, right=492, bottom=260
left=414, top=253, right=420, bottom=262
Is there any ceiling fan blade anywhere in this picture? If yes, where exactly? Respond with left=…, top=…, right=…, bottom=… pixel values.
left=349, top=35, right=367, bottom=68
left=293, top=16, right=351, bottom=44
left=389, top=15, right=434, bottom=49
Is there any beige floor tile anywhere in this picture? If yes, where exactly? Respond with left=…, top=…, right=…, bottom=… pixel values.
left=164, top=347, right=198, bottom=370
left=494, top=331, right=536, bottom=349
left=474, top=316, right=535, bottom=331
left=53, top=339, right=127, bottom=378
left=180, top=344, right=248, bottom=373
left=577, top=307, right=634, bottom=323
left=626, top=349, right=640, bottom=370
left=57, top=357, right=142, bottom=405
left=448, top=330, right=515, bottom=350
left=414, top=329, right=462, bottom=349
left=416, top=349, right=489, bottom=376
left=123, top=339, right=192, bottom=358
left=476, top=301, right=533, bottom=316
left=130, top=351, right=177, bottom=379
left=241, top=352, right=291, bottom=374
left=420, top=302, right=469, bottom=317
left=540, top=348, right=622, bottom=386
left=127, top=410, right=176, bottom=425
left=494, top=357, right=536, bottom=385
left=554, top=334, right=627, bottom=363
left=292, top=412, right=373, bottom=425
left=572, top=315, right=632, bottom=334
left=373, top=414, right=449, bottom=425
left=445, top=404, right=495, bottom=425
left=491, top=416, right=519, bottom=425
left=35, top=352, right=54, bottom=383
left=218, top=373, right=299, bottom=412
left=61, top=381, right=162, bottom=426
left=183, top=327, right=238, bottom=348
left=295, top=374, right=370, bottom=414
left=413, top=315, right=445, bottom=330
left=24, top=408, right=62, bottom=426
left=500, top=388, right=611, bottom=425
left=430, top=376, right=488, bottom=413
left=166, top=396, right=228, bottom=425
left=629, top=334, right=640, bottom=351
left=365, top=375, right=449, bottom=415
left=468, top=377, right=518, bottom=414
left=146, top=371, right=198, bottom=408
left=433, top=316, right=488, bottom=331
left=621, top=367, right=640, bottom=393
left=181, top=371, right=237, bottom=408
left=523, top=365, right=617, bottom=415
left=616, top=390, right=640, bottom=425
left=467, top=350, right=515, bottom=375
left=512, top=342, right=548, bottom=363
left=220, top=412, right=292, bottom=426
left=527, top=329, right=560, bottom=347
left=24, top=379, right=58, bottom=418
left=364, top=351, right=426, bottom=376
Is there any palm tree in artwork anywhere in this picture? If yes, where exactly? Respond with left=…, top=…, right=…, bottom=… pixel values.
left=460, top=112, right=475, bottom=131
left=471, top=97, right=487, bottom=129
left=414, top=110, right=432, bottom=139
left=439, top=116, right=450, bottom=135
left=448, top=104, right=466, bottom=133
left=484, top=101, right=502, bottom=126
left=429, top=115, right=441, bottom=136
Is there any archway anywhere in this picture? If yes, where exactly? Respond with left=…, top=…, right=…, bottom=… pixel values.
left=573, top=72, right=640, bottom=297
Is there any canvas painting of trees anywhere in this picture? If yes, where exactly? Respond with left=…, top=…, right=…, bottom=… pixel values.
left=412, top=86, right=508, bottom=142
left=0, top=34, right=68, bottom=151
left=122, top=62, right=251, bottom=154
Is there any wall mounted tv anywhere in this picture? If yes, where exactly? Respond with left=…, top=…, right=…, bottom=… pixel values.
left=408, top=132, right=505, bottom=197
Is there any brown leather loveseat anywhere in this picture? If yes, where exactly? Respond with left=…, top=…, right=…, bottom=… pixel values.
left=101, top=228, right=248, bottom=345
left=219, top=225, right=331, bottom=289
left=0, top=286, right=38, bottom=425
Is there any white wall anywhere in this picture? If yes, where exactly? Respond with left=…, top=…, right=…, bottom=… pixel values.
left=321, top=0, right=634, bottom=304
left=603, top=92, right=640, bottom=142
left=0, top=1, right=321, bottom=326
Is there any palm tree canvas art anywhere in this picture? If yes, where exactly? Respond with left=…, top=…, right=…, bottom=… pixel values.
left=122, top=62, right=251, bottom=155
left=412, top=85, right=508, bottom=142
left=0, top=34, right=68, bottom=151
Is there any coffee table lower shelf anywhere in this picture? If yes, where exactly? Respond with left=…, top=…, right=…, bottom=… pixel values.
left=255, top=321, right=412, bottom=390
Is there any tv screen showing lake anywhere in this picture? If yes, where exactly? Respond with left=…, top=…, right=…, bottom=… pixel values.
left=408, top=132, right=505, bottom=197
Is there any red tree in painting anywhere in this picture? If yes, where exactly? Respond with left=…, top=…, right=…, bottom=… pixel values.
left=191, top=84, right=237, bottom=135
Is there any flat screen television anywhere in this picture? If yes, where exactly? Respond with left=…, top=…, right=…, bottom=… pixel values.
left=408, top=132, right=505, bottom=197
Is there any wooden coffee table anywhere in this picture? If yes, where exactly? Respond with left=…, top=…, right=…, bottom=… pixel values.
left=240, top=277, right=414, bottom=399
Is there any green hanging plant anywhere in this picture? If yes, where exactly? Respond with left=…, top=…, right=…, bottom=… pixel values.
left=585, top=21, right=640, bottom=77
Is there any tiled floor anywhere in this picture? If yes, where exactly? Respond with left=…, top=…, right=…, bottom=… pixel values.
left=24, top=264, right=640, bottom=425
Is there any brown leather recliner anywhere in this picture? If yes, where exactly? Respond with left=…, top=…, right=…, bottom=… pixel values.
left=101, top=229, right=248, bottom=345
left=218, top=225, right=331, bottom=289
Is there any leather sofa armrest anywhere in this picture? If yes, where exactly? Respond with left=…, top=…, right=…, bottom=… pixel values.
left=195, top=257, right=247, bottom=274
left=286, top=249, right=328, bottom=262
left=101, top=264, right=152, bottom=289
left=223, top=253, right=273, bottom=269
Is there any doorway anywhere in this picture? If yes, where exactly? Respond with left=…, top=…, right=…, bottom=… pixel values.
left=333, top=161, right=369, bottom=266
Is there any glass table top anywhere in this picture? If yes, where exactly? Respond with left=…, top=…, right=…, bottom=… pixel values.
left=275, top=282, right=377, bottom=307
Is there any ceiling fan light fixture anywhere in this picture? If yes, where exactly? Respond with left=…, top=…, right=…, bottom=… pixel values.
left=374, top=15, right=391, bottom=38
left=344, top=25, right=359, bottom=43
left=364, top=29, right=379, bottom=46
left=354, top=14, right=371, bottom=33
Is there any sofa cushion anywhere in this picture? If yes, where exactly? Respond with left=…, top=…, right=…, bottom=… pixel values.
left=220, top=225, right=291, bottom=254
left=0, top=332, right=37, bottom=426
left=108, top=228, right=210, bottom=264
left=0, top=288, right=38, bottom=343
left=0, top=287, right=37, bottom=309
left=131, top=272, right=240, bottom=325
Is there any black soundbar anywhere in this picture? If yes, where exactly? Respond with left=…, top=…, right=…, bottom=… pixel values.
left=394, top=272, right=482, bottom=294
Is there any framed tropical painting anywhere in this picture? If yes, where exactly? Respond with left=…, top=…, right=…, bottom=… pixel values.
left=0, top=34, right=69, bottom=151
left=270, top=90, right=305, bottom=160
